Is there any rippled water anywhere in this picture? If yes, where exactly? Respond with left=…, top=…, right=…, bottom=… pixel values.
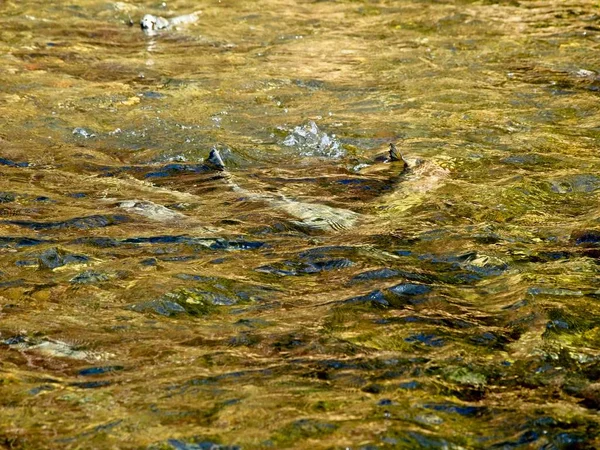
left=1, top=0, right=600, bottom=448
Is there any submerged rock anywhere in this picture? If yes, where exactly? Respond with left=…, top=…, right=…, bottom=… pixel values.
left=257, top=258, right=354, bottom=276
left=128, top=299, right=187, bottom=317
left=0, top=157, right=29, bottom=168
left=257, top=246, right=359, bottom=276
left=350, top=268, right=401, bottom=283
left=19, top=247, right=90, bottom=270
left=2, top=336, right=110, bottom=361
left=421, top=251, right=508, bottom=280
left=120, top=235, right=265, bottom=251
left=423, top=402, right=486, bottom=417
left=0, top=237, right=50, bottom=248
left=6, top=214, right=129, bottom=231
left=343, top=282, right=432, bottom=308
left=129, top=283, right=255, bottom=317
left=446, top=367, right=487, bottom=388
left=548, top=174, right=600, bottom=194
left=78, top=365, right=124, bottom=376
left=405, top=333, right=445, bottom=347
left=571, top=229, right=600, bottom=246
left=176, top=273, right=273, bottom=302
left=273, top=418, right=338, bottom=445
left=160, top=439, right=240, bottom=450
left=72, top=127, right=96, bottom=139
left=70, top=270, right=111, bottom=284
left=0, top=192, right=16, bottom=203
left=140, top=11, right=201, bottom=35
left=117, top=199, right=186, bottom=221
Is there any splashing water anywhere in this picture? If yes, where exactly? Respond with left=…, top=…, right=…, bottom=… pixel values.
left=282, top=121, right=345, bottom=158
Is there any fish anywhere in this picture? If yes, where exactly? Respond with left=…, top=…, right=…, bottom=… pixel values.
left=209, top=144, right=422, bottom=232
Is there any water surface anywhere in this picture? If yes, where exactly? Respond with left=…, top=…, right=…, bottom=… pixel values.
left=1, top=0, right=600, bottom=448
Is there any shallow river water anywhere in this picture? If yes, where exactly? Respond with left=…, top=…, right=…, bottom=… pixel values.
left=1, top=0, right=600, bottom=448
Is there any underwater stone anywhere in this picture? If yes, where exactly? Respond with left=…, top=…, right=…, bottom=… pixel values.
left=120, top=235, right=265, bottom=251
left=6, top=214, right=129, bottom=231
left=257, top=258, right=354, bottom=276
left=0, top=192, right=16, bottom=203
left=423, top=402, right=485, bottom=417
left=0, top=237, right=50, bottom=248
left=447, top=367, right=487, bottom=388
left=571, top=229, right=600, bottom=246
left=33, top=247, right=89, bottom=270
left=72, top=127, right=96, bottom=138
left=384, top=282, right=432, bottom=308
left=388, top=283, right=431, bottom=297
left=29, top=385, right=55, bottom=395
left=399, top=381, right=420, bottom=390
left=140, top=258, right=158, bottom=266
left=69, top=380, right=111, bottom=389
left=72, top=237, right=121, bottom=247
left=350, top=268, right=401, bottom=283
left=78, top=366, right=124, bottom=376
left=70, top=270, right=110, bottom=284
left=343, top=289, right=390, bottom=307
left=282, top=418, right=338, bottom=439
left=0, top=157, right=29, bottom=168
left=165, top=439, right=241, bottom=450
left=128, top=300, right=187, bottom=317
left=118, top=200, right=186, bottom=221
left=405, top=333, right=445, bottom=347
left=549, top=174, right=600, bottom=194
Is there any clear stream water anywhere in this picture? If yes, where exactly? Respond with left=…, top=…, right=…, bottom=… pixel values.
left=1, top=0, right=600, bottom=448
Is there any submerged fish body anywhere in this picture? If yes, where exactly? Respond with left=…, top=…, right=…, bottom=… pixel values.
left=209, top=145, right=446, bottom=232
left=227, top=180, right=362, bottom=232
left=107, top=141, right=447, bottom=232
left=4, top=336, right=111, bottom=361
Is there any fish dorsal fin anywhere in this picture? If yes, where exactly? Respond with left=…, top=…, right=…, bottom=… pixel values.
left=207, top=148, right=226, bottom=171
left=389, top=143, right=408, bottom=170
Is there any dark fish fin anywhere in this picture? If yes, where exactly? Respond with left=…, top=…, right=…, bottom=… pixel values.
left=389, top=143, right=408, bottom=171
left=206, top=148, right=226, bottom=171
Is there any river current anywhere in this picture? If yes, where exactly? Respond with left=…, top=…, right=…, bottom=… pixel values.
left=1, top=1, right=600, bottom=448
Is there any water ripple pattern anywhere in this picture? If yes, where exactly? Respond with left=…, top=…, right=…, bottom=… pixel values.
left=0, top=0, right=599, bottom=449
